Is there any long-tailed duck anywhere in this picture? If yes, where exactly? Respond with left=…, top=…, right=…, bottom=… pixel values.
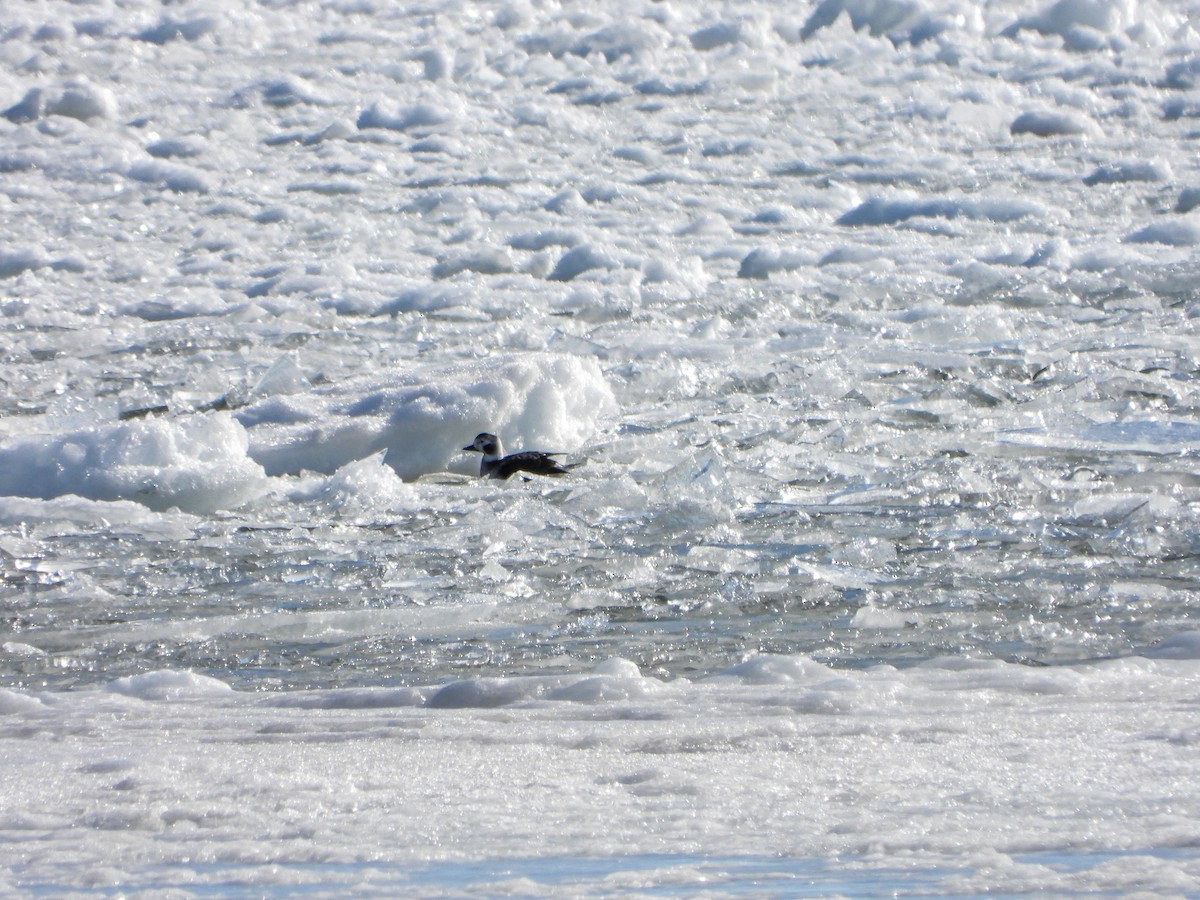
left=462, top=432, right=575, bottom=479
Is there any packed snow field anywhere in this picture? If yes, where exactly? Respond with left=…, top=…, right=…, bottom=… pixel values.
left=2, top=0, right=1200, bottom=894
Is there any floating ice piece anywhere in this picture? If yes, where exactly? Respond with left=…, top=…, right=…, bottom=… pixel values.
left=0, top=245, right=50, bottom=278
left=251, top=356, right=312, bottom=399
left=800, top=0, right=950, bottom=44
left=146, top=136, right=207, bottom=159
left=431, top=247, right=514, bottom=279
left=547, top=244, right=620, bottom=281
left=851, top=605, right=919, bottom=629
left=837, top=195, right=1041, bottom=226
left=262, top=686, right=428, bottom=709
left=1011, top=109, right=1095, bottom=137
left=426, top=659, right=660, bottom=708
left=507, top=229, right=583, bottom=251
left=0, top=689, right=45, bottom=715
left=568, top=22, right=665, bottom=63
left=1163, top=57, right=1200, bottom=89
left=1083, top=159, right=1172, bottom=186
left=690, top=22, right=744, bottom=51
left=634, top=77, right=707, bottom=97
left=106, top=670, right=233, bottom=700
left=1175, top=188, right=1200, bottom=214
left=136, top=16, right=219, bottom=44
left=47, top=80, right=118, bottom=121
left=299, top=451, right=417, bottom=516
left=0, top=413, right=270, bottom=513
left=0, top=494, right=188, bottom=533
left=357, top=98, right=456, bottom=132
left=737, top=246, right=809, bottom=279
left=4, top=81, right=117, bottom=123
left=1124, top=217, right=1200, bottom=246
left=260, top=77, right=331, bottom=107
left=1, top=642, right=47, bottom=659
left=1002, top=0, right=1137, bottom=40
left=127, top=158, right=211, bottom=193
left=427, top=676, right=552, bottom=708
left=1143, top=632, right=1200, bottom=660
left=548, top=658, right=665, bottom=703
left=718, top=654, right=828, bottom=684
left=998, top=419, right=1200, bottom=455
left=237, top=352, right=615, bottom=480
left=3, top=88, right=45, bottom=124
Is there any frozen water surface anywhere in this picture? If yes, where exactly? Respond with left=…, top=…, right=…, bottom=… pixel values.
left=2, top=0, right=1200, bottom=894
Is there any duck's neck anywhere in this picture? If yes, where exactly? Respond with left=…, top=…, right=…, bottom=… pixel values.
left=481, top=437, right=503, bottom=462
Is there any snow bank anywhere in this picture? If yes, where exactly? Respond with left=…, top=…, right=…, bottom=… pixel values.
left=5, top=648, right=1198, bottom=896
left=2, top=80, right=117, bottom=123
left=547, top=243, right=621, bottom=281
left=431, top=247, right=513, bottom=279
left=1011, top=109, right=1097, bottom=138
left=426, top=658, right=666, bottom=707
left=737, top=246, right=812, bottom=279
left=136, top=15, right=220, bottom=44
left=1082, top=159, right=1172, bottom=186
left=105, top=670, right=233, bottom=700
left=0, top=245, right=53, bottom=278
left=238, top=353, right=616, bottom=480
left=1124, top=216, right=1200, bottom=246
left=1002, top=0, right=1146, bottom=43
left=357, top=98, right=458, bottom=132
left=0, top=688, right=45, bottom=714
left=119, top=647, right=1198, bottom=715
left=1176, top=188, right=1200, bottom=214
left=0, top=413, right=269, bottom=513
left=1164, top=56, right=1200, bottom=89
left=837, top=195, right=1041, bottom=226
left=127, top=158, right=212, bottom=194
left=800, top=0, right=953, bottom=44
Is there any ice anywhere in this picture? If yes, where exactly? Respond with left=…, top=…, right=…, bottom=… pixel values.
left=4, top=81, right=116, bottom=123
left=1124, top=216, right=1200, bottom=246
left=1164, top=56, right=1200, bottom=89
left=2, top=0, right=1200, bottom=892
left=0, top=494, right=190, bottom=532
left=1010, top=109, right=1097, bottom=137
left=136, top=15, right=220, bottom=45
left=737, top=246, right=812, bottom=279
left=547, top=243, right=621, bottom=281
left=0, top=246, right=51, bottom=278
left=104, top=669, right=233, bottom=700
left=2, top=651, right=1190, bottom=892
left=690, top=23, right=746, bottom=52
left=126, top=158, right=211, bottom=194
left=356, top=98, right=459, bottom=132
left=1176, top=187, right=1200, bottom=214
left=0, top=689, right=44, bottom=714
left=836, top=195, right=1042, bottom=227
left=1082, top=159, right=1172, bottom=186
left=1143, top=633, right=1200, bottom=661
left=296, top=451, right=417, bottom=516
left=1003, top=0, right=1146, bottom=41
left=238, top=352, right=615, bottom=479
left=0, top=413, right=268, bottom=513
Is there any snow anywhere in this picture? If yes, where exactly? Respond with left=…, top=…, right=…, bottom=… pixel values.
left=237, top=352, right=615, bottom=479
left=2, top=654, right=1198, bottom=894
left=1010, top=108, right=1097, bottom=137
left=0, top=413, right=269, bottom=513
left=1, top=0, right=1200, bottom=892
